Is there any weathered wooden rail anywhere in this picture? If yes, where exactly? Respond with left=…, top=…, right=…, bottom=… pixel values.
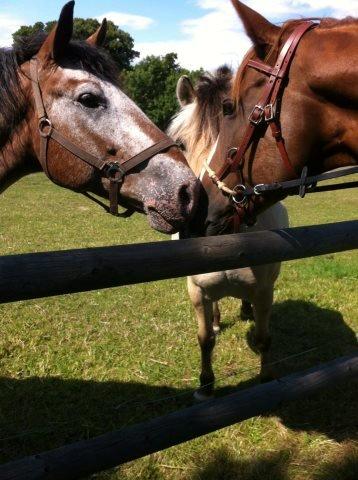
left=0, top=220, right=357, bottom=479
left=0, top=220, right=357, bottom=303
left=1, top=354, right=357, bottom=480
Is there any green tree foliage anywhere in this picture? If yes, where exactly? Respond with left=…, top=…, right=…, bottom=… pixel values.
left=123, top=53, right=203, bottom=130
left=12, top=18, right=138, bottom=71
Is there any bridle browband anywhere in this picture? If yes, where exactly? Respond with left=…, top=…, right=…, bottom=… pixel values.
left=204, top=21, right=358, bottom=225
left=29, top=57, right=179, bottom=216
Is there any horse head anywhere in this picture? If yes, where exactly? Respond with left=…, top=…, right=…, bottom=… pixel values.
left=191, top=0, right=358, bottom=234
left=168, top=66, right=234, bottom=236
left=6, top=1, right=199, bottom=233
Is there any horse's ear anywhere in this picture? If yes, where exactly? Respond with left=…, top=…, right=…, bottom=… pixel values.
left=37, top=1, right=74, bottom=63
left=176, top=76, right=195, bottom=106
left=87, top=18, right=107, bottom=47
left=231, top=0, right=280, bottom=55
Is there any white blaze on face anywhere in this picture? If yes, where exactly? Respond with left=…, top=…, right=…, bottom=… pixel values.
left=47, top=68, right=156, bottom=157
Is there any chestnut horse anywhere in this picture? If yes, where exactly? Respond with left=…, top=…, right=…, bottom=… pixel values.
left=188, top=0, right=357, bottom=237
left=0, top=1, right=199, bottom=234
left=169, top=67, right=289, bottom=400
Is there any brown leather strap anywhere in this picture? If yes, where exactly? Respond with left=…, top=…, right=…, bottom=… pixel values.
left=108, top=138, right=178, bottom=216
left=29, top=57, right=180, bottom=216
left=269, top=121, right=297, bottom=176
left=30, top=58, right=46, bottom=119
left=218, top=21, right=315, bottom=182
left=120, top=138, right=178, bottom=173
left=49, top=128, right=107, bottom=171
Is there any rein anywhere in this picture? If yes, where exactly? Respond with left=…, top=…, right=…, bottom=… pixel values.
left=29, top=57, right=179, bottom=216
left=204, top=21, right=358, bottom=224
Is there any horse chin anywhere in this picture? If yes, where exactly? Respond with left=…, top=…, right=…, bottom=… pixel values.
left=146, top=209, right=180, bottom=234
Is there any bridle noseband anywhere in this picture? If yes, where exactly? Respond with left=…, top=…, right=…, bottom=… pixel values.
left=29, top=57, right=179, bottom=216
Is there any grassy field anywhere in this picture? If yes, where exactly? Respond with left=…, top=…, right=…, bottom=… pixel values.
left=0, top=173, right=357, bottom=479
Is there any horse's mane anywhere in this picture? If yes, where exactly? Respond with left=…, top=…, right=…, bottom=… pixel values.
left=232, top=15, right=358, bottom=103
left=0, top=32, right=119, bottom=150
left=168, top=65, right=233, bottom=176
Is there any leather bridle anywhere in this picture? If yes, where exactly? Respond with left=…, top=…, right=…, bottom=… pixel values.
left=29, top=57, right=179, bottom=216
left=208, top=21, right=317, bottom=223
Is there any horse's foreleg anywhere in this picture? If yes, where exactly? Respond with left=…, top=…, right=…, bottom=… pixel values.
left=213, top=301, right=221, bottom=333
left=187, top=277, right=216, bottom=401
left=252, top=288, right=275, bottom=382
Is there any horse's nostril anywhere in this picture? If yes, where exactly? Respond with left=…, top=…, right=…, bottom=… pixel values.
left=178, top=181, right=198, bottom=218
left=107, top=147, right=117, bottom=156
left=178, top=183, right=192, bottom=208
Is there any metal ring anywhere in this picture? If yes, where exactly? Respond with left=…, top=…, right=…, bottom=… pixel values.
left=104, top=161, right=126, bottom=181
left=231, top=184, right=248, bottom=206
left=38, top=118, right=53, bottom=138
left=227, top=147, right=238, bottom=160
left=253, top=184, right=265, bottom=196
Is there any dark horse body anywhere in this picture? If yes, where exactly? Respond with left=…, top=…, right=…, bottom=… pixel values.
left=0, top=1, right=199, bottom=234
left=190, top=0, right=357, bottom=237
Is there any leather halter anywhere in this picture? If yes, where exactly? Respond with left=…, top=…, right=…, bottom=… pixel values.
left=29, top=57, right=179, bottom=216
left=213, top=21, right=316, bottom=218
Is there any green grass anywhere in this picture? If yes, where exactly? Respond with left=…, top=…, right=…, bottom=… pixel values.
left=0, top=173, right=357, bottom=479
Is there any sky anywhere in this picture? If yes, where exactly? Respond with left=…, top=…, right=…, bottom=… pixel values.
left=0, top=0, right=357, bottom=70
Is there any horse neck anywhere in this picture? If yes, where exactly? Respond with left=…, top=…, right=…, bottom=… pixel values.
left=0, top=122, right=38, bottom=194
left=0, top=68, right=41, bottom=194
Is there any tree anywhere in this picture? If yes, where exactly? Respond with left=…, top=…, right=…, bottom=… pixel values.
left=12, top=18, right=138, bottom=71
left=123, top=53, right=203, bottom=130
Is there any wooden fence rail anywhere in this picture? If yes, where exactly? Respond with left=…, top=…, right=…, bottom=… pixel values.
left=1, top=354, right=357, bottom=480
left=0, top=220, right=357, bottom=303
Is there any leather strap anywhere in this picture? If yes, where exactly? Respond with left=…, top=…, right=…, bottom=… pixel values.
left=120, top=138, right=177, bottom=173
left=217, top=22, right=315, bottom=182
left=29, top=57, right=180, bottom=216
left=253, top=165, right=358, bottom=196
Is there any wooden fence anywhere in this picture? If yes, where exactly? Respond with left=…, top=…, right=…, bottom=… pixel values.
left=0, top=219, right=357, bottom=479
left=0, top=220, right=357, bottom=303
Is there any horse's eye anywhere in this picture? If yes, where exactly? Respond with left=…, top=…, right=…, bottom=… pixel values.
left=77, top=93, right=104, bottom=109
left=222, top=100, right=235, bottom=116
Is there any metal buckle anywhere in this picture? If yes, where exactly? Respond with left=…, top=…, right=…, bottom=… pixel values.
left=38, top=118, right=53, bottom=138
left=104, top=162, right=126, bottom=181
left=231, top=184, right=248, bottom=206
left=227, top=147, right=238, bottom=161
left=264, top=104, right=275, bottom=122
left=253, top=184, right=265, bottom=196
left=248, top=105, right=264, bottom=125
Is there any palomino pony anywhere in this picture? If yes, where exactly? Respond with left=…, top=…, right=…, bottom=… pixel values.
left=168, top=67, right=289, bottom=400
left=188, top=0, right=357, bottom=237
left=0, top=1, right=199, bottom=234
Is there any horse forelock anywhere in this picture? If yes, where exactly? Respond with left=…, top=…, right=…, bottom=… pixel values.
left=168, top=66, right=232, bottom=176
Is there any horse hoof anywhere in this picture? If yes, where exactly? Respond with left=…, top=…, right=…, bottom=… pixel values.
left=213, top=325, right=221, bottom=334
left=193, top=390, right=214, bottom=402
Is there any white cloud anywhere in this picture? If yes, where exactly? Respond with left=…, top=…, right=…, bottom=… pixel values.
left=0, top=13, right=24, bottom=47
left=136, top=0, right=358, bottom=70
left=97, top=11, right=154, bottom=30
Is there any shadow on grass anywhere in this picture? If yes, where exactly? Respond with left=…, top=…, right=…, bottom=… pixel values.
left=0, top=300, right=356, bottom=471
left=267, top=300, right=357, bottom=442
left=0, top=376, right=195, bottom=464
left=216, top=299, right=357, bottom=442
left=189, top=447, right=291, bottom=480
left=313, top=444, right=358, bottom=480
